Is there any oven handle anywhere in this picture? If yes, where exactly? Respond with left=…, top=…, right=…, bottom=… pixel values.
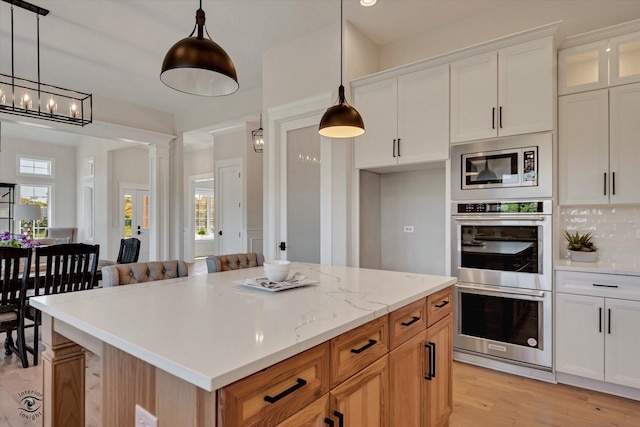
left=454, top=216, right=546, bottom=222
left=456, top=283, right=545, bottom=298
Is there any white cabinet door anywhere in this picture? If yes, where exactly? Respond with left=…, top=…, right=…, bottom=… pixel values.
left=610, top=32, right=640, bottom=87
left=558, top=90, right=609, bottom=205
left=354, top=79, right=398, bottom=169
left=605, top=298, right=640, bottom=389
left=450, top=52, right=497, bottom=143
left=555, top=293, right=605, bottom=381
left=397, top=65, right=449, bottom=165
left=558, top=40, right=609, bottom=95
left=498, top=37, right=553, bottom=137
left=609, top=82, right=640, bottom=204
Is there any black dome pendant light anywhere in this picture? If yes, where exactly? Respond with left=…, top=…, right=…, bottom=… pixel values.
left=160, top=0, right=238, bottom=96
left=318, top=0, right=365, bottom=138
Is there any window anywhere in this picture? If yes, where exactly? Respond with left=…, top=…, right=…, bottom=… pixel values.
left=19, top=184, right=49, bottom=238
left=123, top=194, right=133, bottom=238
left=195, top=188, right=214, bottom=240
left=18, top=157, right=53, bottom=176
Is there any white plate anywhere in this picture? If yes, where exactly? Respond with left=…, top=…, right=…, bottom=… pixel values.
left=235, top=274, right=318, bottom=292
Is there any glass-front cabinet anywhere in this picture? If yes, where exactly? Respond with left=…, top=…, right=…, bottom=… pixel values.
left=559, top=30, right=640, bottom=95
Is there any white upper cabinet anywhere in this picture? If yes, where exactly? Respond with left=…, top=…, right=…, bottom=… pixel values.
left=558, top=89, right=609, bottom=205
left=559, top=30, right=640, bottom=95
left=559, top=82, right=640, bottom=206
left=610, top=32, right=640, bottom=87
left=450, top=37, right=553, bottom=143
left=558, top=40, right=609, bottom=95
left=354, top=65, right=449, bottom=170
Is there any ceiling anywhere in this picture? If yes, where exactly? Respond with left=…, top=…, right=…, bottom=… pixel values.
left=1, top=0, right=640, bottom=134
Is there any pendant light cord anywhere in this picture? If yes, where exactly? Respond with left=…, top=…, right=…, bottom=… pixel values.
left=340, top=0, right=343, bottom=87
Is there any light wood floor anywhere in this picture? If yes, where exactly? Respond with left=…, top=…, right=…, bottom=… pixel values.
left=1, top=258, right=639, bottom=426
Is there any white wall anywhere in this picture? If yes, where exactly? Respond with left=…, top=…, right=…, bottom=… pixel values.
left=0, top=136, right=76, bottom=230
left=359, top=170, right=381, bottom=269
left=244, top=121, right=264, bottom=232
left=380, top=1, right=640, bottom=72
left=378, top=166, right=447, bottom=275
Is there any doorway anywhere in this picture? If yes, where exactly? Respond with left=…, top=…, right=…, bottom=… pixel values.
left=120, top=187, right=150, bottom=261
left=215, top=159, right=243, bottom=255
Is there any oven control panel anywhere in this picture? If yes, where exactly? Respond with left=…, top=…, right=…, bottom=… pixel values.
left=457, top=201, right=544, bottom=214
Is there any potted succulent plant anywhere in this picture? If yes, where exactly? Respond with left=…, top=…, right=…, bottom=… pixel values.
left=563, top=230, right=598, bottom=262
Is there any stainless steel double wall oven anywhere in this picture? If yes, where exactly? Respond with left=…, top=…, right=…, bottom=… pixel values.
left=451, top=133, right=553, bottom=370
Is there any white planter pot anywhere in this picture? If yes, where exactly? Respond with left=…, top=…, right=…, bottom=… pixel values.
left=570, top=251, right=598, bottom=263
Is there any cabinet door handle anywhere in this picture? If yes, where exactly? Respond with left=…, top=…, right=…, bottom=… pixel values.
left=499, top=106, right=503, bottom=128
left=608, top=308, right=612, bottom=335
left=324, top=418, right=335, bottom=427
left=435, top=300, right=449, bottom=308
left=612, top=172, right=616, bottom=195
left=350, top=339, right=377, bottom=354
left=599, top=307, right=602, bottom=333
left=430, top=341, right=437, bottom=378
left=592, top=283, right=618, bottom=289
left=424, top=343, right=433, bottom=380
left=334, top=411, right=344, bottom=427
left=392, top=139, right=397, bottom=158
left=263, top=378, right=307, bottom=403
left=401, top=316, right=420, bottom=327
left=604, top=173, right=607, bottom=196
left=492, top=107, right=496, bottom=129
left=397, top=138, right=401, bottom=157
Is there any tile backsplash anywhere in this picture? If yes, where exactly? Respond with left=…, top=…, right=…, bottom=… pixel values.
left=559, top=206, right=640, bottom=263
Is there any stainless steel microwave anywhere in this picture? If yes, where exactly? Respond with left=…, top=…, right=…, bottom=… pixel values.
left=451, top=133, right=553, bottom=201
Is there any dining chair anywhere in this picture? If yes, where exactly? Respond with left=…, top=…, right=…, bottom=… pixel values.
left=101, top=260, right=188, bottom=287
left=116, top=237, right=141, bottom=264
left=206, top=253, right=264, bottom=273
left=26, top=243, right=100, bottom=365
left=0, top=247, right=32, bottom=368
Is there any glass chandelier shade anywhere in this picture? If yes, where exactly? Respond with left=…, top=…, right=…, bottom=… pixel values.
left=252, top=113, right=264, bottom=153
left=160, top=1, right=239, bottom=97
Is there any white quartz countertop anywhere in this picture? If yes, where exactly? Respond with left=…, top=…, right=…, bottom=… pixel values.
left=29, top=263, right=456, bottom=392
left=555, top=259, right=640, bottom=277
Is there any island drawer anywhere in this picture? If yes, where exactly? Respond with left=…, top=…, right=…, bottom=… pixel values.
left=217, top=343, right=330, bottom=427
left=330, top=315, right=388, bottom=387
left=426, top=286, right=453, bottom=326
left=389, top=298, right=427, bottom=350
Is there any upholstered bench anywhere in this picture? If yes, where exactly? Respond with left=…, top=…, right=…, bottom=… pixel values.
left=101, top=260, right=189, bottom=287
left=206, top=253, right=264, bottom=273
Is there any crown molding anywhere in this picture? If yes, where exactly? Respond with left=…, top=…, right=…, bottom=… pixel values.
left=560, top=19, right=640, bottom=49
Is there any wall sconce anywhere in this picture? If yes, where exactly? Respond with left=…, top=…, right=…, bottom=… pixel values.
left=252, top=113, right=264, bottom=153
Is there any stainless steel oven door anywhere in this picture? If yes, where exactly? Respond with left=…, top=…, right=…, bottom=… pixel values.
left=454, top=282, right=552, bottom=369
left=451, top=211, right=552, bottom=291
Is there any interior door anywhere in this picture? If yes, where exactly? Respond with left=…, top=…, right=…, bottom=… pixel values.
left=216, top=161, right=243, bottom=255
left=121, top=189, right=149, bottom=261
left=281, top=125, right=321, bottom=263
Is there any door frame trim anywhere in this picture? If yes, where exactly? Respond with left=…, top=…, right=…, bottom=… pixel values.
left=266, top=94, right=333, bottom=262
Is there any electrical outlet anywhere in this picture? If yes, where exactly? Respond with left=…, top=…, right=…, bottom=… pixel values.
left=136, top=404, right=158, bottom=427
left=404, top=226, right=414, bottom=233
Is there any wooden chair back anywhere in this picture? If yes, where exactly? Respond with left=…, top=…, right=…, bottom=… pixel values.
left=0, top=247, right=31, bottom=321
left=116, top=238, right=141, bottom=264
left=34, top=243, right=100, bottom=295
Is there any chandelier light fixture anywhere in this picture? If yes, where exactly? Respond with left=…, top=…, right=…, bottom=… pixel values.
left=0, top=0, right=92, bottom=126
left=318, top=0, right=365, bottom=138
left=252, top=113, right=264, bottom=153
left=160, top=0, right=239, bottom=97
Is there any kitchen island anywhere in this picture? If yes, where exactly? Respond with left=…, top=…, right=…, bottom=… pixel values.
left=30, top=263, right=456, bottom=426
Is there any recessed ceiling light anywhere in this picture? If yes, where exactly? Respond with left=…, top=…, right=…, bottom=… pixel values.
left=360, top=0, right=377, bottom=6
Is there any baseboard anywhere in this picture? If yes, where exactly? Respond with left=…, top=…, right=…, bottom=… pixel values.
left=556, top=372, right=640, bottom=402
left=454, top=350, right=557, bottom=383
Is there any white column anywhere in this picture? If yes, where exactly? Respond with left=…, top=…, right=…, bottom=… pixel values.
left=170, top=135, right=184, bottom=260
left=149, top=143, right=170, bottom=261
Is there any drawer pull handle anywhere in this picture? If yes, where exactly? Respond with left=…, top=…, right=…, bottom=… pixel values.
left=435, top=300, right=449, bottom=308
left=334, top=411, right=345, bottom=427
left=592, top=283, right=619, bottom=289
left=351, top=339, right=377, bottom=354
left=401, top=316, right=420, bottom=327
left=324, top=418, right=334, bottom=427
left=430, top=341, right=437, bottom=378
left=263, top=378, right=307, bottom=403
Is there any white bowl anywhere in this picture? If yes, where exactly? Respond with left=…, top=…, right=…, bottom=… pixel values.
left=263, top=260, right=291, bottom=282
